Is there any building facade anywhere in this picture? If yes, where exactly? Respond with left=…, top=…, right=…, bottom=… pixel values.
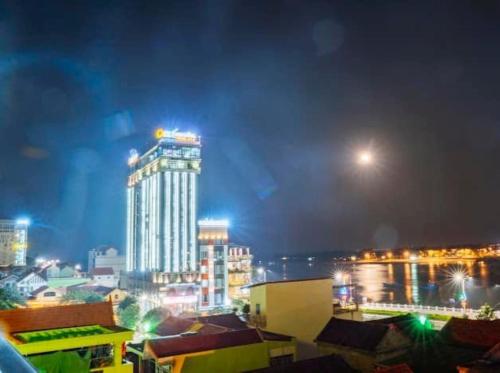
left=126, top=129, right=201, bottom=274
left=227, top=245, right=253, bottom=300
left=88, top=246, right=126, bottom=275
left=199, top=219, right=229, bottom=308
left=0, top=219, right=29, bottom=267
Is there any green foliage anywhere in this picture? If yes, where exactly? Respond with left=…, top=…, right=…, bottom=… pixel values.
left=141, top=307, right=171, bottom=333
left=242, top=303, right=250, bottom=314
left=118, top=296, right=137, bottom=311
left=476, top=303, right=496, bottom=320
left=0, top=287, right=26, bottom=309
left=361, top=308, right=451, bottom=321
left=118, top=304, right=140, bottom=330
left=62, top=289, right=105, bottom=304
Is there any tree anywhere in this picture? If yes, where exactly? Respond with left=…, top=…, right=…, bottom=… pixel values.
left=118, top=304, right=140, bottom=330
left=118, top=296, right=137, bottom=311
left=62, top=289, right=105, bottom=304
left=141, top=307, right=171, bottom=333
left=0, top=287, right=26, bottom=309
left=242, top=303, right=250, bottom=314
left=476, top=303, right=496, bottom=320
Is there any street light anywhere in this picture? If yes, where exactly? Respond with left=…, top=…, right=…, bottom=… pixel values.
left=357, top=150, right=374, bottom=166
left=453, top=272, right=470, bottom=311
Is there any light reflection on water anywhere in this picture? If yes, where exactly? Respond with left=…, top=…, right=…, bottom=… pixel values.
left=267, top=259, right=500, bottom=308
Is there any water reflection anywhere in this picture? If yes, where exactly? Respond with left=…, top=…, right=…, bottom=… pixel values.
left=274, top=259, right=500, bottom=307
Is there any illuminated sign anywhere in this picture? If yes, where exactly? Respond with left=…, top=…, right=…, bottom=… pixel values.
left=154, top=128, right=200, bottom=144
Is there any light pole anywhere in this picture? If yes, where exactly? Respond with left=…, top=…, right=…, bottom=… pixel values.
left=453, top=272, right=470, bottom=312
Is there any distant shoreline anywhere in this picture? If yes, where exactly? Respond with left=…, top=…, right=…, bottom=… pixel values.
left=355, top=257, right=498, bottom=264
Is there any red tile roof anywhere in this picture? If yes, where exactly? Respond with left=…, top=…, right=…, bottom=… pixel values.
left=0, top=301, right=115, bottom=334
left=91, top=267, right=114, bottom=276
left=257, top=329, right=293, bottom=342
left=188, top=313, right=249, bottom=330
left=441, top=318, right=500, bottom=349
left=155, top=317, right=196, bottom=336
left=145, top=329, right=262, bottom=359
left=315, top=318, right=390, bottom=351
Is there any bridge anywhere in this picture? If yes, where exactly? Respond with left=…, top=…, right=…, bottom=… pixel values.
left=361, top=302, right=500, bottom=319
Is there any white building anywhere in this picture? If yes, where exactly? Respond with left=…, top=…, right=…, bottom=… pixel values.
left=0, top=219, right=29, bottom=266
left=90, top=267, right=118, bottom=288
left=126, top=129, right=201, bottom=274
left=88, top=246, right=126, bottom=276
left=198, top=219, right=229, bottom=308
left=16, top=271, right=47, bottom=296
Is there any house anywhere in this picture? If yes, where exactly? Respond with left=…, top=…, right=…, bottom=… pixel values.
left=247, top=277, right=333, bottom=359
left=315, top=318, right=412, bottom=373
left=0, top=274, right=19, bottom=289
left=129, top=329, right=270, bottom=373
left=27, top=286, right=66, bottom=307
left=44, top=262, right=80, bottom=279
left=91, top=267, right=118, bottom=287
left=0, top=301, right=134, bottom=372
left=16, top=271, right=47, bottom=296
left=88, top=246, right=126, bottom=278
left=70, top=285, right=127, bottom=306
left=440, top=317, right=500, bottom=350
left=129, top=312, right=297, bottom=372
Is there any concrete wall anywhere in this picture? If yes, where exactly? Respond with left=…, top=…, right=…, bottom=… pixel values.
left=250, top=278, right=333, bottom=359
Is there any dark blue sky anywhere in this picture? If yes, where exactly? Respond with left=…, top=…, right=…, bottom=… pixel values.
left=1, top=1, right=500, bottom=263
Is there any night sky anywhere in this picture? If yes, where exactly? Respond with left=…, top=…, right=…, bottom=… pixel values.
left=1, top=1, right=500, bottom=264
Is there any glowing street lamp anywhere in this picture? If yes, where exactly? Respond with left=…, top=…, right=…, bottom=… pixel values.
left=453, top=272, right=470, bottom=311
left=357, top=150, right=374, bottom=166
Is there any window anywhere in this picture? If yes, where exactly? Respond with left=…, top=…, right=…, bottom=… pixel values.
left=256, top=303, right=261, bottom=315
left=43, top=292, right=56, bottom=297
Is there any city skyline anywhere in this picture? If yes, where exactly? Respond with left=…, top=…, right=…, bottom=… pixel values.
left=1, top=2, right=500, bottom=263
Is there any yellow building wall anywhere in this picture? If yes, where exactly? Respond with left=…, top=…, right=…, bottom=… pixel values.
left=250, top=279, right=333, bottom=359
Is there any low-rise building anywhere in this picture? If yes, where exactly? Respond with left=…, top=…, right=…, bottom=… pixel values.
left=91, top=267, right=118, bottom=287
left=315, top=318, right=412, bottom=373
left=128, top=312, right=297, bottom=372
left=16, top=271, right=47, bottom=297
left=27, top=286, right=66, bottom=307
left=88, top=246, right=126, bottom=278
left=70, top=285, right=128, bottom=307
left=247, top=277, right=333, bottom=359
left=130, top=329, right=269, bottom=373
left=0, top=301, right=134, bottom=372
left=227, top=245, right=252, bottom=300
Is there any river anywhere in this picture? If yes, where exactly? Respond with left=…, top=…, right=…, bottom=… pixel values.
left=264, top=259, right=500, bottom=308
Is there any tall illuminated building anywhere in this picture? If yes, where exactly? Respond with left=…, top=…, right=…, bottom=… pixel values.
left=0, top=219, right=29, bottom=266
left=126, top=129, right=201, bottom=274
left=198, top=219, right=229, bottom=308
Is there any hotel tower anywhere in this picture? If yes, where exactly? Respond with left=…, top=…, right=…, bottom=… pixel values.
left=126, top=129, right=201, bottom=274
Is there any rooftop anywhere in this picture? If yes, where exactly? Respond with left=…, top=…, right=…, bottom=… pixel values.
left=245, top=276, right=332, bottom=289
left=91, top=267, right=114, bottom=276
left=188, top=313, right=248, bottom=331
left=145, top=329, right=262, bottom=359
left=315, top=318, right=390, bottom=351
left=440, top=317, right=500, bottom=350
left=0, top=301, right=115, bottom=334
